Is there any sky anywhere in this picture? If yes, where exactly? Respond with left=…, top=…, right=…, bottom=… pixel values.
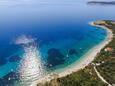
left=0, top=0, right=114, bottom=6
left=0, top=0, right=115, bottom=23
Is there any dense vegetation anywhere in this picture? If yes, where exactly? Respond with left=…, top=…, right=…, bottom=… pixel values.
left=37, top=20, right=115, bottom=86
left=38, top=66, right=107, bottom=86
left=93, top=20, right=115, bottom=85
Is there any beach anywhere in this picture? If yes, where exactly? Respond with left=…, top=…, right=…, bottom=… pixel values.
left=55, top=21, right=113, bottom=77
left=32, top=21, right=113, bottom=86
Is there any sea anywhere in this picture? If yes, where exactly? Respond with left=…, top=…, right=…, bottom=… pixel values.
left=0, top=0, right=115, bottom=86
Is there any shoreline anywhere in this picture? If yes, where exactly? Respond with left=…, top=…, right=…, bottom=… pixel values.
left=55, top=21, right=113, bottom=77
left=32, top=21, right=113, bottom=86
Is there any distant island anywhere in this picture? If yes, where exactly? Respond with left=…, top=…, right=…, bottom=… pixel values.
left=87, top=1, right=115, bottom=5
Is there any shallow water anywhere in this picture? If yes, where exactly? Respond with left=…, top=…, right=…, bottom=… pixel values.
left=0, top=1, right=115, bottom=86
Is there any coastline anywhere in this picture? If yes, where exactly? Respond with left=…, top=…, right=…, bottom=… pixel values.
left=32, top=21, right=113, bottom=86
left=55, top=21, right=113, bottom=77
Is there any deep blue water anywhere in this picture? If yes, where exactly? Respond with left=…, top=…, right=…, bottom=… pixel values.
left=0, top=1, right=115, bottom=86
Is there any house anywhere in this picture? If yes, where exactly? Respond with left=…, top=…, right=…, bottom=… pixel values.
left=104, top=47, right=113, bottom=52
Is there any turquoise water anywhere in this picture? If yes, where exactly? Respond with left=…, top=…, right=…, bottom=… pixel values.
left=0, top=1, right=115, bottom=86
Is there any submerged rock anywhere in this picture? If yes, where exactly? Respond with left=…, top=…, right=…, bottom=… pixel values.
left=47, top=48, right=65, bottom=67
left=0, top=72, right=20, bottom=86
left=9, top=55, right=21, bottom=62
left=0, top=58, right=7, bottom=66
left=69, top=49, right=78, bottom=55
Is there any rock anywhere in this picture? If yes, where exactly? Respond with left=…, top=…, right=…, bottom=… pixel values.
left=69, top=49, right=78, bottom=55
left=0, top=58, right=7, bottom=66
left=0, top=72, right=20, bottom=86
left=47, top=48, right=65, bottom=67
left=9, top=55, right=21, bottom=62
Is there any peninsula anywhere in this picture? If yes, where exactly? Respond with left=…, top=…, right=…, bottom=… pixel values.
left=36, top=20, right=115, bottom=86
